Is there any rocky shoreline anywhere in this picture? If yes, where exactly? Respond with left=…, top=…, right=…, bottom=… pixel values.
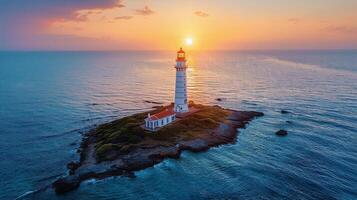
left=52, top=104, right=263, bottom=194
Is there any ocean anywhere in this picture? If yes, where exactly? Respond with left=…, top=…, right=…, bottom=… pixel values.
left=0, top=50, right=356, bottom=200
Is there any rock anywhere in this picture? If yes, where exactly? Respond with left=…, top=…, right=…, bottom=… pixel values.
left=275, top=129, right=288, bottom=136
left=286, top=120, right=293, bottom=124
left=281, top=110, right=290, bottom=114
left=151, top=106, right=163, bottom=109
left=69, top=142, right=77, bottom=146
left=216, top=98, right=223, bottom=101
left=149, top=146, right=181, bottom=160
left=144, top=100, right=162, bottom=105
left=67, top=161, right=81, bottom=175
left=52, top=175, right=80, bottom=194
left=121, top=155, right=158, bottom=171
left=122, top=171, right=136, bottom=178
left=179, top=139, right=209, bottom=152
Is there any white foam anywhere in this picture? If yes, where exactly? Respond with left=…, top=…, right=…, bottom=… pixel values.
left=15, top=190, right=35, bottom=200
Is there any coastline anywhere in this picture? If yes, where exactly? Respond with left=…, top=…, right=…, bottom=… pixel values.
left=52, top=103, right=263, bottom=194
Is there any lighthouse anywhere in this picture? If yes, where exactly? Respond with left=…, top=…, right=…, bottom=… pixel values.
left=144, top=48, right=189, bottom=130
left=174, top=48, right=189, bottom=113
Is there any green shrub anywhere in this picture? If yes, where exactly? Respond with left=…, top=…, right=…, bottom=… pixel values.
left=95, top=143, right=119, bottom=161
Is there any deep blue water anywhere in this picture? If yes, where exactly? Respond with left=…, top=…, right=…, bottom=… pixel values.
left=0, top=50, right=356, bottom=200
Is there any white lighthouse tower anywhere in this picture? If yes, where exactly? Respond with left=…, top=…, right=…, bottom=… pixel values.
left=174, top=48, right=189, bottom=113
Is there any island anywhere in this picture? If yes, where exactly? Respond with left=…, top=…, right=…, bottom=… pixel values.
left=52, top=102, right=263, bottom=194
left=52, top=49, right=264, bottom=194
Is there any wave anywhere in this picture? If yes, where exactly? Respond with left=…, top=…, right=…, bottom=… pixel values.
left=15, top=185, right=50, bottom=200
left=15, top=191, right=35, bottom=200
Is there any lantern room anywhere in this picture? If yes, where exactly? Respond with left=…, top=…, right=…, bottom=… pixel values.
left=176, top=48, right=185, bottom=61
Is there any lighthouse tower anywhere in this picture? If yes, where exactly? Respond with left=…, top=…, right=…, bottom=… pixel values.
left=174, top=48, right=189, bottom=113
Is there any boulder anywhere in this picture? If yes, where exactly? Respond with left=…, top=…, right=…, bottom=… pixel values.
left=122, top=170, right=136, bottom=178
left=281, top=110, right=290, bottom=114
left=275, top=129, right=288, bottom=136
left=179, top=139, right=209, bottom=152
left=52, top=175, right=80, bottom=194
left=67, top=161, right=80, bottom=174
left=144, top=100, right=162, bottom=105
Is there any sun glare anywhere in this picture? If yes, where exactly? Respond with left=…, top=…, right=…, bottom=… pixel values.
left=185, top=38, right=193, bottom=46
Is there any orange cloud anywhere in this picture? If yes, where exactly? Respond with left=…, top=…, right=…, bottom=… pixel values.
left=115, top=16, right=133, bottom=20
left=194, top=11, right=209, bottom=17
left=324, top=25, right=357, bottom=34
left=134, top=6, right=155, bottom=16
left=288, top=18, right=300, bottom=24
left=48, top=0, right=125, bottom=22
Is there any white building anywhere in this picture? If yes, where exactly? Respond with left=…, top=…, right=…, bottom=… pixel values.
left=144, top=48, right=189, bottom=130
left=145, top=108, right=176, bottom=130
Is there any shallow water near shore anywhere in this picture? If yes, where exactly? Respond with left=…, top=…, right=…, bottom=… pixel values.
left=0, top=50, right=357, bottom=200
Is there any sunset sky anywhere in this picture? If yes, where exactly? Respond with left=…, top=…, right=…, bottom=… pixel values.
left=1, top=0, right=357, bottom=50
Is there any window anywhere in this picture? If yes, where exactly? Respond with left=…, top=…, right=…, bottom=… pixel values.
left=166, top=118, right=169, bottom=123
left=161, top=120, right=164, bottom=125
left=178, top=52, right=185, bottom=58
left=172, top=116, right=175, bottom=121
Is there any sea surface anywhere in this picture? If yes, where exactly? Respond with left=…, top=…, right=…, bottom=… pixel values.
left=0, top=50, right=356, bottom=200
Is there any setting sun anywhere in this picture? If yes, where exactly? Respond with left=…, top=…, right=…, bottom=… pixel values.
left=185, top=38, right=193, bottom=46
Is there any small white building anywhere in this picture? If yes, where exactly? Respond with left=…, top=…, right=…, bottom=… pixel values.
left=145, top=108, right=176, bottom=130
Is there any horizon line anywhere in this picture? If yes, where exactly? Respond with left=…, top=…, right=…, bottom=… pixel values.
left=1, top=48, right=357, bottom=52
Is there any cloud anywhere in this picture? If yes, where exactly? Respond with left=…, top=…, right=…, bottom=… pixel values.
left=288, top=18, right=300, bottom=24
left=0, top=0, right=126, bottom=26
left=324, top=25, right=357, bottom=34
left=0, top=0, right=126, bottom=49
left=115, top=16, right=133, bottom=20
left=86, top=10, right=104, bottom=15
left=134, top=6, right=155, bottom=16
left=68, top=10, right=107, bottom=22
left=61, top=1, right=125, bottom=22
left=70, top=12, right=90, bottom=22
left=194, top=11, right=209, bottom=17
left=0, top=0, right=124, bottom=19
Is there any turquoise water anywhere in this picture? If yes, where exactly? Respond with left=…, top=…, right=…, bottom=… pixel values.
left=0, top=50, right=356, bottom=200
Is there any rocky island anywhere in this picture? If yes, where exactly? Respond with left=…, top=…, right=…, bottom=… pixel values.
left=52, top=102, right=263, bottom=194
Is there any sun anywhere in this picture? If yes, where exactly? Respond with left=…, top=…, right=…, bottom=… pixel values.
left=185, top=38, right=193, bottom=46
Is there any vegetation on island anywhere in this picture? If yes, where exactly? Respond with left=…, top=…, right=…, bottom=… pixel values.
left=89, top=103, right=231, bottom=162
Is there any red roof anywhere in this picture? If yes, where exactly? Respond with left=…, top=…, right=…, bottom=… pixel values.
left=177, top=47, right=185, bottom=53
left=148, top=108, right=175, bottom=120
